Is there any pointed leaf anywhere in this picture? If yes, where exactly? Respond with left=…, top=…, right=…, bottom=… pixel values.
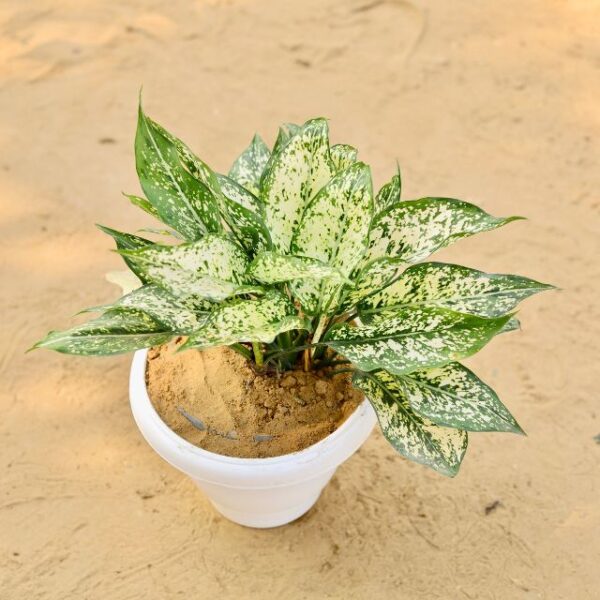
left=248, top=251, right=351, bottom=284
left=290, top=162, right=374, bottom=314
left=228, top=134, right=271, bottom=196
left=353, top=370, right=468, bottom=476
left=182, top=290, right=308, bottom=349
left=375, top=165, right=401, bottom=210
left=216, top=174, right=271, bottom=253
left=395, top=362, right=523, bottom=433
left=360, top=262, right=555, bottom=318
left=107, top=285, right=210, bottom=334
left=325, top=307, right=511, bottom=375
left=262, top=118, right=335, bottom=253
left=330, top=144, right=358, bottom=172
left=365, top=197, right=523, bottom=265
left=271, top=122, right=301, bottom=156
left=96, top=224, right=154, bottom=283
left=124, top=193, right=160, bottom=219
left=135, top=105, right=221, bottom=239
left=32, top=309, right=171, bottom=356
left=119, top=234, right=252, bottom=301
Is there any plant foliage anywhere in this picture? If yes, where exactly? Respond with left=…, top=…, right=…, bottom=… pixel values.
left=33, top=103, right=554, bottom=476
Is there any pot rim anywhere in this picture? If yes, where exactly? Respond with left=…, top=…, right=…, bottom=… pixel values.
left=130, top=348, right=375, bottom=469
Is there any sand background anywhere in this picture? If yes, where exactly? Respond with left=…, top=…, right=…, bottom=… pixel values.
left=0, top=0, right=598, bottom=598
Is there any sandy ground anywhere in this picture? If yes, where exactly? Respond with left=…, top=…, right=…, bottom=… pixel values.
left=0, top=0, right=598, bottom=598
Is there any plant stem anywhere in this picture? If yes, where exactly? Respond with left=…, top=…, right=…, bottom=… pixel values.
left=303, top=348, right=311, bottom=372
left=325, top=367, right=356, bottom=379
left=252, top=341, right=264, bottom=368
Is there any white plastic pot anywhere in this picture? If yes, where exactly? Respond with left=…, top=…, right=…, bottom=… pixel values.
left=129, top=349, right=377, bottom=528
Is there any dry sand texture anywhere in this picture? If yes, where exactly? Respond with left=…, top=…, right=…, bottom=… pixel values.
left=1, top=0, right=598, bottom=598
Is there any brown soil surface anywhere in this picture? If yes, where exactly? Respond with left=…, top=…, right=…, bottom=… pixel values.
left=146, top=342, right=362, bottom=458
left=1, top=1, right=599, bottom=598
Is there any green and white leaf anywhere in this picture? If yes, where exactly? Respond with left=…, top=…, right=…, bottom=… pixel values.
left=135, top=105, right=221, bottom=240
left=330, top=144, right=358, bottom=172
left=247, top=251, right=351, bottom=285
left=96, top=224, right=154, bottom=283
left=325, top=307, right=511, bottom=375
left=216, top=174, right=270, bottom=252
left=183, top=290, right=308, bottom=349
left=262, top=118, right=335, bottom=253
left=124, top=193, right=160, bottom=219
left=393, top=362, right=523, bottom=433
left=271, top=122, right=301, bottom=156
left=119, top=234, right=253, bottom=301
left=290, top=162, right=373, bottom=314
left=365, top=197, right=523, bottom=265
left=375, top=165, right=401, bottom=210
left=228, top=134, right=271, bottom=196
left=353, top=370, right=468, bottom=477
left=360, top=262, right=554, bottom=318
left=104, top=285, right=209, bottom=334
left=32, top=309, right=172, bottom=356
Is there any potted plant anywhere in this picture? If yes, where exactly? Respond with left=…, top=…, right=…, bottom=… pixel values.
left=32, top=103, right=553, bottom=528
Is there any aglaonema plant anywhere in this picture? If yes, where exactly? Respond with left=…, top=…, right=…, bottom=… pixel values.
left=33, top=103, right=554, bottom=476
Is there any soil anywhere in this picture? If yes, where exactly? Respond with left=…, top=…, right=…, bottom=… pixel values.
left=146, top=341, right=363, bottom=458
left=2, top=1, right=599, bottom=598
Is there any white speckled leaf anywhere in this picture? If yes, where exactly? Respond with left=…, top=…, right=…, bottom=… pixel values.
left=107, top=285, right=210, bottom=334
left=353, top=370, right=468, bottom=476
left=228, top=134, right=271, bottom=196
left=183, top=290, right=308, bottom=349
left=96, top=224, right=154, bottom=283
left=33, top=309, right=172, bottom=356
left=271, top=122, right=301, bottom=156
left=247, top=251, right=350, bottom=284
left=375, top=165, right=401, bottom=210
left=290, top=162, right=373, bottom=314
left=262, top=118, right=335, bottom=253
left=216, top=174, right=271, bottom=252
left=365, top=198, right=523, bottom=265
left=124, top=193, right=160, bottom=219
left=330, top=144, right=358, bottom=172
left=119, top=234, right=253, bottom=301
left=135, top=106, right=221, bottom=240
left=340, top=256, right=406, bottom=312
left=395, top=362, right=523, bottom=433
left=325, top=307, right=511, bottom=375
left=360, top=262, right=554, bottom=318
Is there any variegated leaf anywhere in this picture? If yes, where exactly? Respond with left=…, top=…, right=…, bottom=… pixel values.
left=353, top=370, right=468, bottom=476
left=32, top=309, right=172, bottom=356
left=96, top=224, right=154, bottom=283
left=262, top=118, right=335, bottom=253
left=135, top=105, right=221, bottom=240
left=375, top=165, right=401, bottom=210
left=394, top=362, right=523, bottom=433
left=290, top=162, right=373, bottom=314
left=330, top=144, right=358, bottom=172
left=216, top=174, right=271, bottom=252
left=360, top=262, right=554, bottom=318
left=365, top=197, right=523, bottom=265
left=340, top=256, right=406, bottom=311
left=228, top=134, right=271, bottom=196
left=124, top=193, right=160, bottom=219
left=119, top=234, right=254, bottom=301
left=271, top=122, right=301, bottom=156
left=247, top=251, right=350, bottom=284
left=325, top=307, right=511, bottom=375
left=105, top=285, right=209, bottom=334
left=182, top=290, right=308, bottom=350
